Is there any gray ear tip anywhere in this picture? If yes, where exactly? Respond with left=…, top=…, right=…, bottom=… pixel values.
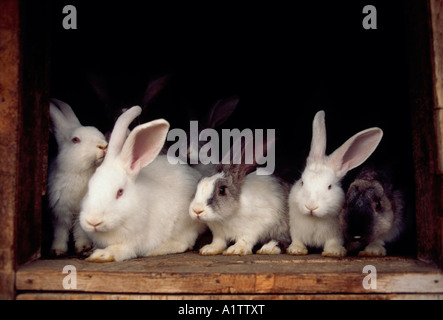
left=316, top=110, right=325, bottom=117
left=130, top=105, right=143, bottom=115
left=313, top=110, right=326, bottom=126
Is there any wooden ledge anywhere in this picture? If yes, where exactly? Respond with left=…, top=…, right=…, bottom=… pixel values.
left=15, top=252, right=443, bottom=296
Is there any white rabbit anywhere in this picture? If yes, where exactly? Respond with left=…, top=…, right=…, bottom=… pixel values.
left=189, top=135, right=290, bottom=255
left=79, top=106, right=206, bottom=262
left=287, top=110, right=383, bottom=257
left=48, top=98, right=108, bottom=256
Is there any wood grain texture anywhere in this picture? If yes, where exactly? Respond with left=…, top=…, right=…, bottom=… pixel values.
left=15, top=293, right=443, bottom=300
left=0, top=0, right=49, bottom=299
left=0, top=0, right=21, bottom=300
left=15, top=253, right=443, bottom=295
left=407, top=0, right=443, bottom=267
left=431, top=0, right=443, bottom=173
left=15, top=0, right=50, bottom=267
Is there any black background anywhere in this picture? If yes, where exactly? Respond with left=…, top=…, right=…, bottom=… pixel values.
left=46, top=0, right=416, bottom=254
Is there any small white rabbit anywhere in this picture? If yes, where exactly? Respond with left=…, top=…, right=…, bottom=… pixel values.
left=287, top=110, right=383, bottom=257
left=79, top=106, right=206, bottom=262
left=189, top=136, right=290, bottom=255
left=48, top=98, right=108, bottom=256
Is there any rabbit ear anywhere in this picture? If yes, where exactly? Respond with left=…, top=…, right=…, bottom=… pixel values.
left=50, top=98, right=81, bottom=127
left=49, top=100, right=80, bottom=143
left=106, top=106, right=142, bottom=160
left=205, top=96, right=239, bottom=129
left=221, top=132, right=254, bottom=166
left=220, top=133, right=275, bottom=183
left=307, top=110, right=327, bottom=164
left=328, top=128, right=383, bottom=179
left=119, top=119, right=170, bottom=178
left=49, top=102, right=69, bottom=140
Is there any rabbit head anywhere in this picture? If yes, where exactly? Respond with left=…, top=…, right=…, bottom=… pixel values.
left=49, top=98, right=108, bottom=172
left=291, top=110, right=383, bottom=219
left=80, top=106, right=170, bottom=234
left=341, top=167, right=404, bottom=253
left=189, top=133, right=274, bottom=222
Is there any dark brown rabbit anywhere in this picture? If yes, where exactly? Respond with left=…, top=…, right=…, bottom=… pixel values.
left=340, top=167, right=405, bottom=256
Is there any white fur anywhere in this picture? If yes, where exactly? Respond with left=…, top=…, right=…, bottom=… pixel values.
left=48, top=99, right=107, bottom=256
left=287, top=173, right=346, bottom=257
left=191, top=172, right=224, bottom=216
left=80, top=107, right=206, bottom=262
left=287, top=110, right=383, bottom=257
left=190, top=172, right=289, bottom=255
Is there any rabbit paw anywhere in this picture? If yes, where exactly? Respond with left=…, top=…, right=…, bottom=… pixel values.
left=73, top=224, right=92, bottom=255
left=322, top=245, right=347, bottom=257
left=50, top=242, right=68, bottom=257
left=358, top=243, right=386, bottom=257
left=257, top=240, right=281, bottom=255
left=74, top=239, right=93, bottom=255
left=86, top=248, right=115, bottom=263
left=200, top=243, right=224, bottom=256
left=223, top=241, right=253, bottom=255
left=287, top=242, right=308, bottom=255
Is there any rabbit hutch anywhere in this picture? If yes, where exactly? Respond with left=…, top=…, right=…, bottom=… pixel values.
left=1, top=0, right=443, bottom=301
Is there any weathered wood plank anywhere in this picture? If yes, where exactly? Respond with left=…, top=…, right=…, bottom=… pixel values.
left=15, top=293, right=443, bottom=300
left=15, top=0, right=50, bottom=267
left=0, top=0, right=21, bottom=301
left=0, top=0, right=49, bottom=300
left=431, top=0, right=443, bottom=173
left=15, top=253, right=443, bottom=295
left=407, top=0, right=443, bottom=268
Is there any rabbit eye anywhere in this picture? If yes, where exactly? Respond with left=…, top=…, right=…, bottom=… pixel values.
left=116, top=188, right=124, bottom=199
left=218, top=186, right=227, bottom=196
left=72, top=137, right=81, bottom=144
left=328, top=184, right=332, bottom=190
left=375, top=200, right=382, bottom=211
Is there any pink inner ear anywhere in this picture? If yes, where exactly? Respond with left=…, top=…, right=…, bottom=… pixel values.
left=332, top=129, right=382, bottom=178
left=130, top=123, right=168, bottom=170
left=341, top=131, right=381, bottom=168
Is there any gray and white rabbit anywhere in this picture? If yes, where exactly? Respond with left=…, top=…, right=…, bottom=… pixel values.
left=79, top=106, right=206, bottom=262
left=189, top=135, right=290, bottom=255
left=340, top=166, right=405, bottom=256
left=287, top=110, right=383, bottom=257
left=48, top=99, right=108, bottom=256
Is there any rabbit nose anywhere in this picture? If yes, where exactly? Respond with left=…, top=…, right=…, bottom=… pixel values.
left=97, top=143, right=108, bottom=151
left=305, top=205, right=319, bottom=212
left=192, top=208, right=204, bottom=216
left=86, top=219, right=104, bottom=228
